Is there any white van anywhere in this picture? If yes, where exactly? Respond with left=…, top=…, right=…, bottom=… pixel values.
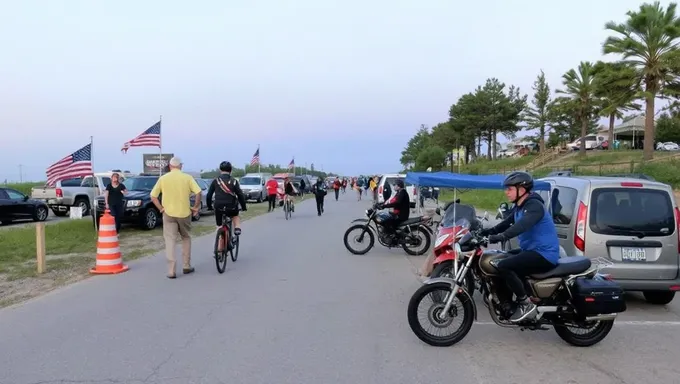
left=239, top=173, right=272, bottom=202
left=377, top=174, right=417, bottom=208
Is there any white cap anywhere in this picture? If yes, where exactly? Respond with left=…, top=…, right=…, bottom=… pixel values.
left=169, top=157, right=182, bottom=167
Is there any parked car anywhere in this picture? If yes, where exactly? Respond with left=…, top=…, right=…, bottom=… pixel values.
left=0, top=187, right=49, bottom=225
left=656, top=141, right=680, bottom=151
left=30, top=173, right=118, bottom=216
left=533, top=176, right=680, bottom=305
left=93, top=175, right=200, bottom=230
left=239, top=173, right=272, bottom=202
left=193, top=178, right=211, bottom=215
left=376, top=173, right=417, bottom=208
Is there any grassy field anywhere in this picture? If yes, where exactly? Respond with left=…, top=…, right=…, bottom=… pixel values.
left=0, top=194, right=309, bottom=307
left=1, top=181, right=45, bottom=195
left=457, top=155, right=537, bottom=175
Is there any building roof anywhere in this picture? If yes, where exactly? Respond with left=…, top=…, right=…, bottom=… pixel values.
left=614, top=115, right=647, bottom=135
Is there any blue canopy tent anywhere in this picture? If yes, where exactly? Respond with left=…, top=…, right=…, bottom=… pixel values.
left=405, top=171, right=551, bottom=191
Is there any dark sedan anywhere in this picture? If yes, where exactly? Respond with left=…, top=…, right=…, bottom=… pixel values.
left=0, top=187, right=49, bottom=225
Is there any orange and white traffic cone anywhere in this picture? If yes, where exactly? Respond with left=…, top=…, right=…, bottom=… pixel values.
left=90, top=210, right=129, bottom=274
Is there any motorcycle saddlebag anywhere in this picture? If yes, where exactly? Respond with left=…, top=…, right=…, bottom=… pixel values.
left=570, top=277, right=627, bottom=316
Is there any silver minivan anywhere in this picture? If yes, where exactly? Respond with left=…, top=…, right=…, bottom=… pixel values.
left=535, top=176, right=680, bottom=305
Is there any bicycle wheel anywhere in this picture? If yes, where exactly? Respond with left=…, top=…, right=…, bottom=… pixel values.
left=214, top=229, right=228, bottom=274
left=231, top=235, right=239, bottom=262
left=285, top=202, right=290, bottom=220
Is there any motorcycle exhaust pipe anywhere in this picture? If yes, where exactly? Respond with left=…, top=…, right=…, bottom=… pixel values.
left=585, top=314, right=618, bottom=322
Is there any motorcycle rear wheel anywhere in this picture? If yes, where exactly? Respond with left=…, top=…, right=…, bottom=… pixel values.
left=407, top=281, right=475, bottom=347
left=553, top=320, right=614, bottom=347
left=402, top=227, right=431, bottom=256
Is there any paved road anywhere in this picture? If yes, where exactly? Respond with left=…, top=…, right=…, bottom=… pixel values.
left=0, top=211, right=69, bottom=230
left=1, top=192, right=679, bottom=383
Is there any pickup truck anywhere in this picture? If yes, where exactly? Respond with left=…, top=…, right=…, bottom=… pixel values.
left=30, top=173, right=120, bottom=216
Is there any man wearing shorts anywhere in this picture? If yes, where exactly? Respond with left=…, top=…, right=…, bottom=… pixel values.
left=207, top=161, right=247, bottom=243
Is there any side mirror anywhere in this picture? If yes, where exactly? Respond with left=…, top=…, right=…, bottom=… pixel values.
left=499, top=202, right=508, bottom=211
left=23, top=195, right=29, bottom=201
left=435, top=208, right=441, bottom=216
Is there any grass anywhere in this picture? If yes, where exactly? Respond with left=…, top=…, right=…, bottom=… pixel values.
left=1, top=181, right=45, bottom=195
left=438, top=189, right=505, bottom=211
left=459, top=155, right=537, bottom=175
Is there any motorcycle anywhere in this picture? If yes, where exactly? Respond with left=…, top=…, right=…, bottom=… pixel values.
left=428, top=202, right=488, bottom=296
left=343, top=203, right=433, bottom=256
left=407, top=219, right=627, bottom=347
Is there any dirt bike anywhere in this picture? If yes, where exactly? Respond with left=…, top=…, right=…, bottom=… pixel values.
left=343, top=203, right=433, bottom=256
left=407, top=217, right=627, bottom=347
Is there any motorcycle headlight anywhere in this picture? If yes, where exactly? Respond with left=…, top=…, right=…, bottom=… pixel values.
left=434, top=234, right=451, bottom=248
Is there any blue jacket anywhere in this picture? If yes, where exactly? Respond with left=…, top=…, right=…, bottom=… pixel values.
left=492, top=193, right=560, bottom=264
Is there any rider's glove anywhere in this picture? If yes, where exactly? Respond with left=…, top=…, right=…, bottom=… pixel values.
left=488, top=234, right=505, bottom=244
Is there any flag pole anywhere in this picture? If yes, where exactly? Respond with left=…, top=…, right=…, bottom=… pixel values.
left=257, top=144, right=261, bottom=174
left=90, top=135, right=98, bottom=234
left=159, top=115, right=163, bottom=176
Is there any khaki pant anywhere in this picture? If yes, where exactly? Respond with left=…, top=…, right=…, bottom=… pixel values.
left=162, top=213, right=192, bottom=275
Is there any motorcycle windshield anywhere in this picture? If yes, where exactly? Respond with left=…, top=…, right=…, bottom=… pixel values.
left=441, top=203, right=477, bottom=228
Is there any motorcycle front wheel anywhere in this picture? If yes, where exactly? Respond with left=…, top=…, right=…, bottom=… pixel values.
left=430, top=261, right=476, bottom=298
left=407, top=281, right=475, bottom=347
left=343, top=224, right=375, bottom=255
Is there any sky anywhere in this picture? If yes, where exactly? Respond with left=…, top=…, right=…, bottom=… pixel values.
left=0, top=0, right=670, bottom=182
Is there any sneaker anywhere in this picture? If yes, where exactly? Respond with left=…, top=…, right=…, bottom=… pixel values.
left=510, top=300, right=537, bottom=323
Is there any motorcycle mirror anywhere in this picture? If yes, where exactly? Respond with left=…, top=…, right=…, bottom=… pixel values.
left=435, top=208, right=441, bottom=216
left=483, top=211, right=489, bottom=221
left=499, top=202, right=508, bottom=210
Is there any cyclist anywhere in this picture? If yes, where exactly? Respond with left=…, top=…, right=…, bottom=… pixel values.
left=284, top=177, right=296, bottom=212
left=207, top=161, right=247, bottom=250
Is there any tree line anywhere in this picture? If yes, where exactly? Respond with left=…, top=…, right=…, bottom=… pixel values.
left=401, top=1, right=680, bottom=171
left=200, top=163, right=332, bottom=179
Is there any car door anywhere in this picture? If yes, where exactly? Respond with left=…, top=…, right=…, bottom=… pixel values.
left=0, top=189, right=13, bottom=219
left=5, top=188, right=32, bottom=218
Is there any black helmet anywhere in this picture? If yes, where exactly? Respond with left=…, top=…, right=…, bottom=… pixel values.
left=503, top=171, right=534, bottom=191
left=395, top=179, right=405, bottom=188
left=219, top=161, right=232, bottom=172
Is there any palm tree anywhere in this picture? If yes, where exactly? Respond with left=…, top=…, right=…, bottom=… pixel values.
left=592, top=61, right=641, bottom=149
left=603, top=1, right=680, bottom=160
left=556, top=62, right=599, bottom=157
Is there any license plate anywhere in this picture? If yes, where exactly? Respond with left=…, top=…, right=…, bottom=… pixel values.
left=621, top=247, right=646, bottom=262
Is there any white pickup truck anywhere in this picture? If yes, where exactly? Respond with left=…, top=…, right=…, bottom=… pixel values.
left=30, top=173, right=120, bottom=216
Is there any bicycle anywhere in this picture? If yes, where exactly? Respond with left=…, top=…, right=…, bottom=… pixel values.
left=283, top=196, right=293, bottom=220
left=213, top=210, right=240, bottom=274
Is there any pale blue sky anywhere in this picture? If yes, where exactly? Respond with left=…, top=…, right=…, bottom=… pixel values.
left=0, top=0, right=667, bottom=182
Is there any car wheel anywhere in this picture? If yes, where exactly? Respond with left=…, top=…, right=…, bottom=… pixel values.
left=33, top=206, right=49, bottom=222
left=643, top=291, right=675, bottom=305
left=143, top=208, right=160, bottom=230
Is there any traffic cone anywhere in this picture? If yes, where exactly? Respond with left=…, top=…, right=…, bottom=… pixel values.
left=90, top=210, right=129, bottom=274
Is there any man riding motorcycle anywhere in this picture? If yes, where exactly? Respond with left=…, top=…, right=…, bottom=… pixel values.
left=377, top=179, right=410, bottom=242
left=480, top=171, right=559, bottom=323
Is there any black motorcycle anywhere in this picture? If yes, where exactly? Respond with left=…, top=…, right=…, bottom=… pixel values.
left=343, top=203, right=433, bottom=256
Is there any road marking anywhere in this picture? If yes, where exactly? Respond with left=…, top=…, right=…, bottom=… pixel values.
left=474, top=320, right=680, bottom=326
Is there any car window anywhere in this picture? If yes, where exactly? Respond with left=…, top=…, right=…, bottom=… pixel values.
left=589, top=188, right=675, bottom=237
left=195, top=178, right=208, bottom=190
left=383, top=177, right=414, bottom=188
left=100, top=177, right=111, bottom=188
left=550, top=187, right=578, bottom=225
left=0, top=189, right=8, bottom=199
left=61, top=178, right=83, bottom=187
left=5, top=189, right=25, bottom=200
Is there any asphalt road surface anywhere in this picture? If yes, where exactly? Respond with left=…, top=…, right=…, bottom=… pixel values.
left=1, top=192, right=679, bottom=384
left=0, top=211, right=68, bottom=230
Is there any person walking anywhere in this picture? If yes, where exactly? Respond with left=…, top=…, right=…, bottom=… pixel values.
left=150, top=157, right=202, bottom=279
left=312, top=178, right=327, bottom=216
left=265, top=177, right=278, bottom=212
left=333, top=178, right=341, bottom=201
left=369, top=176, right=378, bottom=203
left=104, top=172, right=127, bottom=232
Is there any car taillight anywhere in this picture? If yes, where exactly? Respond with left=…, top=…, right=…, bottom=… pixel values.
left=674, top=207, right=680, bottom=253
left=56, top=188, right=63, bottom=198
left=378, top=186, right=383, bottom=195
left=574, top=201, right=587, bottom=252
left=621, top=182, right=643, bottom=187
left=413, top=187, right=417, bottom=195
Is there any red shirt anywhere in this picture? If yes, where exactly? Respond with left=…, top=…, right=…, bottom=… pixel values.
left=266, top=179, right=279, bottom=195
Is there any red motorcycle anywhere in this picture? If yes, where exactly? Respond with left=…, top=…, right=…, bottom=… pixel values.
left=429, top=202, right=488, bottom=295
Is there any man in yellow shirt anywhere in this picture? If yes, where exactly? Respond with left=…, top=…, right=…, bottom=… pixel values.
left=150, top=157, right=202, bottom=278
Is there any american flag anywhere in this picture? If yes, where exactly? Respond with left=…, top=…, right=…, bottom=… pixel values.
left=288, top=158, right=295, bottom=169
left=250, top=148, right=260, bottom=166
left=121, top=121, right=161, bottom=153
left=46, top=143, right=93, bottom=186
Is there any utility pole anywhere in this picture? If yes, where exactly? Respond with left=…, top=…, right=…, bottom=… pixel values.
left=19, top=164, right=23, bottom=183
